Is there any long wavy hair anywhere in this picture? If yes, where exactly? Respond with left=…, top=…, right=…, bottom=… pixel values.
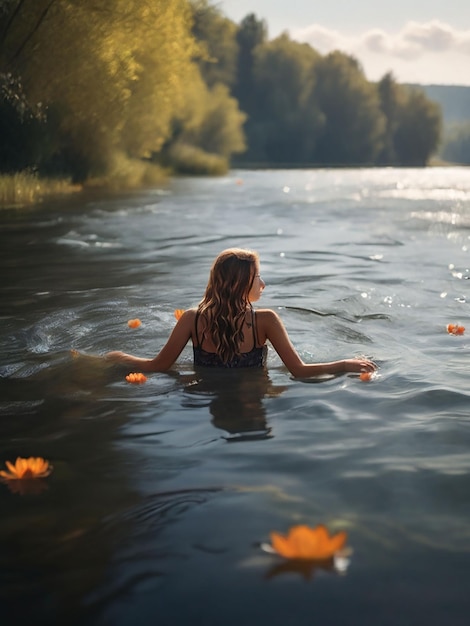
left=197, top=248, right=259, bottom=363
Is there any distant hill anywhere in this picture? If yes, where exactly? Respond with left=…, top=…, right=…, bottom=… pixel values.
left=410, top=84, right=470, bottom=127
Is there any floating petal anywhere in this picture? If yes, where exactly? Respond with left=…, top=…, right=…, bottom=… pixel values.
left=269, top=524, right=347, bottom=561
left=125, top=372, right=147, bottom=384
left=447, top=323, right=465, bottom=335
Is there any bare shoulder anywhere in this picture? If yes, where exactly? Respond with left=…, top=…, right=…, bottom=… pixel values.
left=181, top=307, right=197, bottom=319
left=255, top=308, right=282, bottom=321
left=168, top=308, right=197, bottom=336
left=254, top=308, right=283, bottom=332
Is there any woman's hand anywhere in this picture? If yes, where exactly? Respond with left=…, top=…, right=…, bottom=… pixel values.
left=342, top=357, right=377, bottom=373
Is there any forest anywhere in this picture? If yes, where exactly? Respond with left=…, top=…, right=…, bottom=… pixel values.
left=0, top=0, right=462, bottom=190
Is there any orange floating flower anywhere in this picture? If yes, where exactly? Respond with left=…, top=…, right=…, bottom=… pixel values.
left=269, top=524, right=347, bottom=561
left=0, top=457, right=53, bottom=481
left=125, top=372, right=147, bottom=384
left=447, top=323, right=465, bottom=335
left=174, top=309, right=185, bottom=321
left=127, top=319, right=142, bottom=328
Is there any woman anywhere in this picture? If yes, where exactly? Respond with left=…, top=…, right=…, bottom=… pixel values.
left=106, top=248, right=377, bottom=377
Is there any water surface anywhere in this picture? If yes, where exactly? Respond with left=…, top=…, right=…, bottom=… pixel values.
left=1, top=168, right=469, bottom=625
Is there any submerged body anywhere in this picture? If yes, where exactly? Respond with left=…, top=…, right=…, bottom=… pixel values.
left=106, top=248, right=377, bottom=378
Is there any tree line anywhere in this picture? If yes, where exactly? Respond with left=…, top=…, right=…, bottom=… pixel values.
left=0, top=0, right=444, bottom=186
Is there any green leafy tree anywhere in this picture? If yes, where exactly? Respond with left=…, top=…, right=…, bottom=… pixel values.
left=376, top=72, right=406, bottom=164
left=190, top=0, right=238, bottom=88
left=118, top=1, right=200, bottom=161
left=441, top=123, right=470, bottom=164
left=393, top=88, right=442, bottom=165
left=313, top=51, right=385, bottom=164
left=244, top=33, right=323, bottom=163
left=191, top=83, right=246, bottom=157
left=161, top=69, right=246, bottom=170
left=0, top=0, right=199, bottom=180
left=233, top=13, right=268, bottom=118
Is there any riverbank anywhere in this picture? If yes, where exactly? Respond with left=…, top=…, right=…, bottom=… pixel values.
left=0, top=157, right=171, bottom=208
left=2, top=158, right=464, bottom=209
left=0, top=172, right=82, bottom=208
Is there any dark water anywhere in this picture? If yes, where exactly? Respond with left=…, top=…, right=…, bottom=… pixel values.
left=0, top=168, right=469, bottom=626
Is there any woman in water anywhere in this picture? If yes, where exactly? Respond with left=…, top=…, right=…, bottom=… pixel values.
left=105, top=248, right=377, bottom=377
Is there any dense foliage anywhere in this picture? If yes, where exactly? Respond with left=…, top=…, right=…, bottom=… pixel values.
left=0, top=1, right=446, bottom=186
left=441, top=123, right=470, bottom=165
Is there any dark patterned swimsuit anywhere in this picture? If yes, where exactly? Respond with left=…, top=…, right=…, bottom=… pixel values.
left=193, top=307, right=267, bottom=368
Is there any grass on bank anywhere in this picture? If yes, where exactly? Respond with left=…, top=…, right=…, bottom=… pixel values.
left=0, top=172, right=81, bottom=207
left=0, top=146, right=229, bottom=208
left=0, top=159, right=166, bottom=208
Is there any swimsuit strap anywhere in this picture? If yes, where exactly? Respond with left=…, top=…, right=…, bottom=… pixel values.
left=194, top=310, right=203, bottom=348
left=194, top=310, right=199, bottom=346
left=250, top=305, right=259, bottom=348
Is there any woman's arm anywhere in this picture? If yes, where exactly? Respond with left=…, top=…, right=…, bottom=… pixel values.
left=261, top=309, right=377, bottom=377
left=105, top=309, right=195, bottom=372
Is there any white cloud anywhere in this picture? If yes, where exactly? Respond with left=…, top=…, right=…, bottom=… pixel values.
left=294, top=20, right=470, bottom=59
left=292, top=20, right=470, bottom=85
left=401, top=20, right=456, bottom=53
left=360, top=28, right=422, bottom=60
left=293, top=23, right=351, bottom=55
left=293, top=24, right=345, bottom=53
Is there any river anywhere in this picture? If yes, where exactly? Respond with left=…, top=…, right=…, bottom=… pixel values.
left=0, top=167, right=469, bottom=625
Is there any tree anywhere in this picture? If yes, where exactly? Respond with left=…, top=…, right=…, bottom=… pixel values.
left=393, top=88, right=442, bottom=165
left=172, top=71, right=246, bottom=157
left=313, top=51, right=385, bottom=164
left=190, top=0, right=239, bottom=89
left=244, top=34, right=323, bottom=163
left=0, top=0, right=200, bottom=180
left=0, top=70, right=51, bottom=172
left=376, top=72, right=406, bottom=164
left=233, top=13, right=268, bottom=117
left=441, top=123, right=470, bottom=164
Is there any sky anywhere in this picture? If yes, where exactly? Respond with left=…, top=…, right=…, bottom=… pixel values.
left=218, top=0, right=470, bottom=86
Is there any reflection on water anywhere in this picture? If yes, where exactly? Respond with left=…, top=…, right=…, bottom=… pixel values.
left=1, top=168, right=470, bottom=625
left=183, top=369, right=288, bottom=441
left=264, top=555, right=339, bottom=581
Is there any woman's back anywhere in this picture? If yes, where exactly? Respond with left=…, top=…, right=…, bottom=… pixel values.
left=193, top=307, right=267, bottom=368
left=104, top=248, right=377, bottom=379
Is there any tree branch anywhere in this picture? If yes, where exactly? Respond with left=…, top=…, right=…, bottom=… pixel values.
left=8, top=0, right=57, bottom=66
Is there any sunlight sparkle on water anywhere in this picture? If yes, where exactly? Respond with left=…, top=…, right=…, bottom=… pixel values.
left=1, top=167, right=470, bottom=625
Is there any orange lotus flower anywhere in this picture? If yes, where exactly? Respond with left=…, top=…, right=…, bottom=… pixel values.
left=127, top=318, right=142, bottom=328
left=174, top=309, right=185, bottom=321
left=447, top=323, right=465, bottom=335
left=269, top=524, right=347, bottom=560
left=126, top=372, right=147, bottom=384
left=0, top=457, right=53, bottom=481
